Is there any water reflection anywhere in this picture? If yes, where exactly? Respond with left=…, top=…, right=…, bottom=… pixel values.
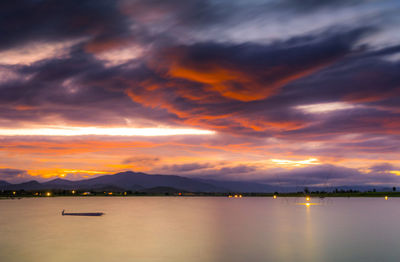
left=1, top=197, right=400, bottom=262
left=304, top=200, right=318, bottom=261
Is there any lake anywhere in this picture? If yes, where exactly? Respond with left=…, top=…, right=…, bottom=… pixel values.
left=1, top=197, right=399, bottom=262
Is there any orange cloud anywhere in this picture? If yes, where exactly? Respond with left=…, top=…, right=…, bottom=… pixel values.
left=13, top=105, right=37, bottom=111
left=27, top=168, right=109, bottom=179
left=161, top=45, right=339, bottom=102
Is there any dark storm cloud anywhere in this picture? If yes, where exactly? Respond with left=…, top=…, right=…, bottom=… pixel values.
left=283, top=135, right=400, bottom=160
left=174, top=162, right=400, bottom=187
left=370, top=163, right=397, bottom=173
left=0, top=51, right=177, bottom=126
left=122, top=156, right=161, bottom=165
left=282, top=46, right=400, bottom=106
left=162, top=163, right=212, bottom=173
left=125, top=28, right=371, bottom=135
left=120, top=0, right=232, bottom=28
left=262, top=164, right=400, bottom=187
left=0, top=24, right=373, bottom=133
left=267, top=165, right=360, bottom=186
left=202, top=165, right=258, bottom=179
left=282, top=107, right=400, bottom=140
left=278, top=0, right=368, bottom=12
left=0, top=0, right=131, bottom=51
left=153, top=163, right=260, bottom=183
left=0, top=168, right=28, bottom=180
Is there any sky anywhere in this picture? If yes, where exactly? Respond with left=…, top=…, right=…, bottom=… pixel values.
left=1, top=0, right=400, bottom=187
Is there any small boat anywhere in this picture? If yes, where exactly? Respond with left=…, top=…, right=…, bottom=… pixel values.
left=62, top=209, right=104, bottom=216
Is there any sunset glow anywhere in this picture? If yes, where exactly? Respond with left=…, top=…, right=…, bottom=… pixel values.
left=0, top=0, right=399, bottom=189
left=270, top=158, right=320, bottom=167
left=0, top=126, right=215, bottom=137
left=2, top=1, right=400, bottom=262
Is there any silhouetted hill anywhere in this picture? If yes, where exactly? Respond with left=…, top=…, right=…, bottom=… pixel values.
left=78, top=171, right=224, bottom=192
left=6, top=180, right=42, bottom=190
left=0, top=171, right=394, bottom=193
left=0, top=180, right=10, bottom=185
left=6, top=171, right=377, bottom=193
left=0, top=171, right=230, bottom=192
left=42, top=178, right=77, bottom=189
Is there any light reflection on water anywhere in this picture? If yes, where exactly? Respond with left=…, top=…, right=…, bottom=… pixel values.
left=1, top=197, right=400, bottom=262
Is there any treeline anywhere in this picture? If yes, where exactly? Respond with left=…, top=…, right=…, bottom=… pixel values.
left=2, top=189, right=400, bottom=198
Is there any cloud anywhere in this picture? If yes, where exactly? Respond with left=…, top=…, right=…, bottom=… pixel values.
left=0, top=168, right=29, bottom=182
left=0, top=0, right=400, bottom=185
left=124, top=28, right=370, bottom=136
left=278, top=0, right=368, bottom=12
left=122, top=156, right=161, bottom=165
left=0, top=40, right=81, bottom=65
left=164, top=28, right=367, bottom=102
left=162, top=163, right=211, bottom=173
left=164, top=163, right=259, bottom=179
left=261, top=164, right=400, bottom=187
left=0, top=0, right=131, bottom=51
left=369, top=163, right=396, bottom=173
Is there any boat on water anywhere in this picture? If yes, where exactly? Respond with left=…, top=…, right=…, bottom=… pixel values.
left=62, top=209, right=104, bottom=216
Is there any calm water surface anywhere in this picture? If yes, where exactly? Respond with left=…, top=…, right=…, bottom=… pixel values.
left=1, top=197, right=400, bottom=262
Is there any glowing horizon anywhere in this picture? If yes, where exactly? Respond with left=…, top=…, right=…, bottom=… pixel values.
left=270, top=158, right=320, bottom=167
left=0, top=126, right=216, bottom=137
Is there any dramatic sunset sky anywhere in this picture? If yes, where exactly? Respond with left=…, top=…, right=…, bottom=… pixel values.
left=1, top=0, right=400, bottom=187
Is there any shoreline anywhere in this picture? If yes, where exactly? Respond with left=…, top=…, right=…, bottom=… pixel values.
left=1, top=192, right=400, bottom=199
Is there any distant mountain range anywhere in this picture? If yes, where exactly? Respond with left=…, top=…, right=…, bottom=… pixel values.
left=0, top=171, right=278, bottom=193
left=0, top=171, right=391, bottom=193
